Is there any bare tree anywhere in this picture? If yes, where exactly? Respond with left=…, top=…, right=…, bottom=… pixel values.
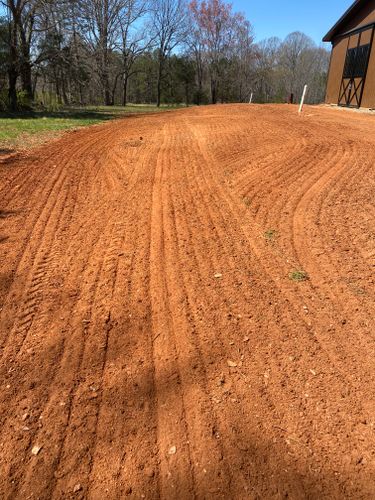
left=81, top=0, right=128, bottom=104
left=116, top=0, right=150, bottom=106
left=231, top=16, right=254, bottom=102
left=149, top=0, right=187, bottom=107
left=0, top=0, right=329, bottom=109
left=1, top=0, right=43, bottom=104
left=278, top=31, right=315, bottom=96
left=252, top=33, right=329, bottom=104
left=2, top=3, right=18, bottom=109
left=185, top=4, right=204, bottom=103
left=189, top=0, right=251, bottom=104
left=252, top=37, right=281, bottom=102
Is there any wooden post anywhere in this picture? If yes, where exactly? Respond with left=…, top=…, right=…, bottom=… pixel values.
left=249, top=92, right=253, bottom=104
left=299, top=85, right=308, bottom=113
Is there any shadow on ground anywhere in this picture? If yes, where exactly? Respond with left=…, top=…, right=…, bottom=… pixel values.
left=0, top=210, right=19, bottom=219
left=0, top=300, right=367, bottom=499
left=0, top=109, right=119, bottom=121
left=0, top=209, right=20, bottom=219
left=0, top=210, right=20, bottom=244
left=0, top=148, right=16, bottom=155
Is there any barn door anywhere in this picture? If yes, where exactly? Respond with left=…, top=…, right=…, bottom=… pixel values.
left=338, top=28, right=374, bottom=108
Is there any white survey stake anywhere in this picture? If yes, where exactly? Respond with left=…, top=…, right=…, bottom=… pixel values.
left=299, top=85, right=308, bottom=113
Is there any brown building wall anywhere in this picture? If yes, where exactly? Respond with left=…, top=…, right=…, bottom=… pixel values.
left=325, top=1, right=375, bottom=108
left=325, top=38, right=349, bottom=104
left=362, top=40, right=375, bottom=107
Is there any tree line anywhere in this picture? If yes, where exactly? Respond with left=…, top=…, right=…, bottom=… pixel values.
left=0, top=0, right=330, bottom=111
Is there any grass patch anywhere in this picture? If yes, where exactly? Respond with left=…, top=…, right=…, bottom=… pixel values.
left=264, top=229, right=277, bottom=241
left=0, top=104, right=184, bottom=150
left=243, top=196, right=251, bottom=207
left=289, top=270, right=309, bottom=282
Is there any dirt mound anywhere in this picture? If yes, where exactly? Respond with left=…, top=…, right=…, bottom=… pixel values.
left=0, top=104, right=374, bottom=498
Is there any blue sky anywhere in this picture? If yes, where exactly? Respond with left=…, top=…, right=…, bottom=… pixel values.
left=233, top=0, right=354, bottom=45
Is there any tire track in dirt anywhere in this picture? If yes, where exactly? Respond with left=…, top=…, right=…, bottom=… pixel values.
left=25, top=120, right=162, bottom=498
left=50, top=224, right=122, bottom=499
left=186, top=108, right=375, bottom=496
left=149, top=124, right=197, bottom=498
left=0, top=125, right=136, bottom=498
left=22, top=127, right=156, bottom=499
left=285, top=135, right=375, bottom=494
left=159, top=122, right=238, bottom=496
left=171, top=117, right=314, bottom=497
left=174, top=146, right=282, bottom=496
left=235, top=119, right=375, bottom=383
left=88, top=132, right=160, bottom=499
left=0, top=129, right=120, bottom=496
left=1, top=105, right=375, bottom=499
left=0, top=170, right=68, bottom=360
left=289, top=139, right=375, bottom=398
left=0, top=126, right=115, bottom=319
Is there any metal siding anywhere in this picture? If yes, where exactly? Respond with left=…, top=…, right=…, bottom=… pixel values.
left=361, top=28, right=373, bottom=44
left=325, top=38, right=348, bottom=104
left=361, top=39, right=375, bottom=107
left=325, top=1, right=375, bottom=108
left=348, top=33, right=360, bottom=48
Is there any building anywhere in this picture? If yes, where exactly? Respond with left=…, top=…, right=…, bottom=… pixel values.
left=323, top=0, right=375, bottom=109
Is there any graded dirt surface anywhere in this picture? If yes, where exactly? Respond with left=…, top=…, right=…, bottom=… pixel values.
left=0, top=104, right=374, bottom=499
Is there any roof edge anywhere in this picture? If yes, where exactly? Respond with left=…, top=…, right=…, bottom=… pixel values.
left=323, top=0, right=367, bottom=42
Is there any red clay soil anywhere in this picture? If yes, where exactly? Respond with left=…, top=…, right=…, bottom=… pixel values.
left=0, top=104, right=374, bottom=499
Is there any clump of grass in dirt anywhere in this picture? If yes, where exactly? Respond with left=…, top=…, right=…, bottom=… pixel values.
left=243, top=196, right=251, bottom=207
left=264, top=229, right=277, bottom=241
left=289, top=270, right=309, bottom=282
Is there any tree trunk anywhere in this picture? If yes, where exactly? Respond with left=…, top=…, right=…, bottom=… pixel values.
left=54, top=67, right=61, bottom=102
left=111, top=73, right=122, bottom=106
left=98, top=31, right=111, bottom=104
left=32, top=72, right=38, bottom=98
left=197, top=80, right=203, bottom=105
left=105, top=89, right=112, bottom=106
left=122, top=74, right=129, bottom=107
left=211, top=77, right=217, bottom=104
left=61, top=73, right=70, bottom=106
left=103, top=69, right=111, bottom=105
left=79, top=84, right=84, bottom=106
left=20, top=60, right=33, bottom=101
left=195, top=50, right=203, bottom=105
left=18, top=27, right=33, bottom=102
left=105, top=92, right=111, bottom=105
left=157, top=69, right=162, bottom=107
left=102, top=62, right=111, bottom=105
left=8, top=69, right=18, bottom=111
left=110, top=80, right=116, bottom=106
left=8, top=22, right=18, bottom=111
left=157, top=54, right=163, bottom=107
left=101, top=5, right=111, bottom=107
left=71, top=8, right=84, bottom=106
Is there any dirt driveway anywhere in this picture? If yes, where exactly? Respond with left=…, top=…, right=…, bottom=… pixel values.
left=0, top=104, right=374, bottom=499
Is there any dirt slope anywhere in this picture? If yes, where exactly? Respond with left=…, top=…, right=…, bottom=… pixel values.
left=0, top=105, right=374, bottom=499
